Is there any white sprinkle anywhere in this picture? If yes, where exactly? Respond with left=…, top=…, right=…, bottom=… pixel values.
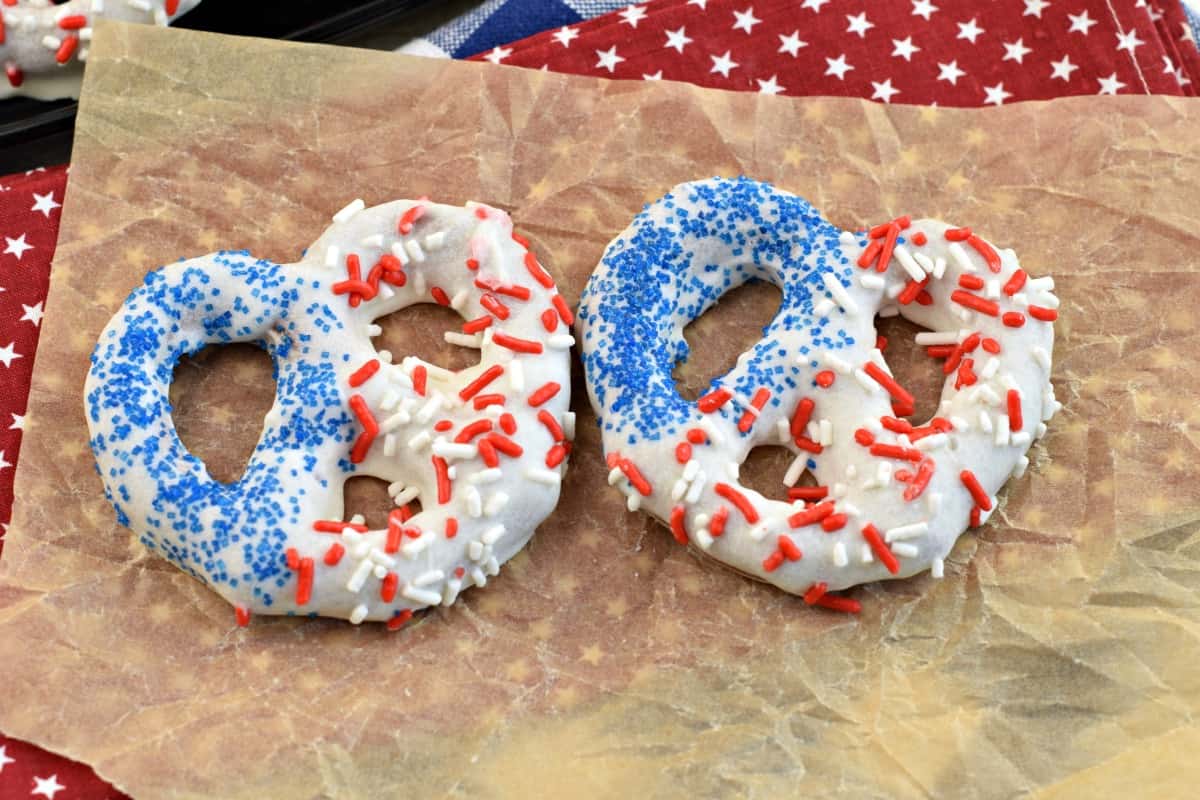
left=607, top=467, right=625, bottom=486
left=840, top=502, right=861, bottom=517
left=805, top=421, right=820, bottom=442
left=784, top=455, right=807, bottom=487
left=414, top=570, right=445, bottom=588
left=503, top=360, right=524, bottom=393
left=927, top=492, right=942, bottom=514
left=407, top=430, right=432, bottom=451
left=821, top=273, right=859, bottom=315
left=450, top=289, right=470, bottom=311
left=1033, top=347, right=1051, bottom=372
left=995, top=415, right=1011, bottom=446
left=405, top=239, right=426, bottom=263
left=548, top=334, right=576, bottom=350
left=154, top=7, right=168, bottom=24
left=1010, top=431, right=1032, bottom=446
left=350, top=513, right=366, bottom=526
left=979, top=357, right=1000, bottom=381
left=931, top=558, right=945, bottom=578
left=403, top=586, right=442, bottom=606
left=470, top=568, right=487, bottom=588
left=466, top=486, right=483, bottom=517
left=682, top=460, right=700, bottom=482
left=469, top=540, right=486, bottom=561
left=814, top=298, right=835, bottom=316
left=952, top=306, right=974, bottom=323
left=1036, top=422, right=1047, bottom=439
left=845, top=465, right=857, bottom=481
left=369, top=549, right=396, bottom=569
left=1012, top=455, right=1029, bottom=479
left=839, top=231, right=857, bottom=245
left=332, top=198, right=365, bottom=224
left=916, top=433, right=947, bottom=451
left=822, top=351, right=853, bottom=374
left=915, top=331, right=959, bottom=345
left=468, top=468, right=503, bottom=485
left=626, top=493, right=642, bottom=512
left=346, top=559, right=374, bottom=593
left=749, top=522, right=770, bottom=542
left=854, top=369, right=879, bottom=393
left=950, top=415, right=969, bottom=432
left=819, top=419, right=833, bottom=447
left=383, top=434, right=396, bottom=457
left=685, top=471, right=708, bottom=504
left=977, top=385, right=1001, bottom=406
left=858, top=273, right=885, bottom=290
left=94, top=0, right=106, bottom=13
left=484, top=404, right=504, bottom=420
left=525, top=468, right=561, bottom=485
left=698, top=416, right=725, bottom=446
left=380, top=411, right=410, bottom=435
left=445, top=331, right=482, bottom=348
left=484, top=491, right=509, bottom=516
left=324, top=245, right=340, bottom=268
left=932, top=256, right=947, bottom=280
left=425, top=231, right=447, bottom=250
left=885, top=282, right=905, bottom=300
left=447, top=465, right=458, bottom=481
left=390, top=241, right=410, bottom=266
left=694, top=528, right=715, bottom=550
left=485, top=556, right=500, bottom=577
left=891, top=542, right=920, bottom=558
left=978, top=411, right=994, bottom=433
left=415, top=394, right=444, bottom=424
left=886, top=522, right=928, bottom=542
left=42, top=35, right=61, bottom=49
left=1028, top=276, right=1055, bottom=291
left=938, top=399, right=954, bottom=417
left=948, top=242, right=975, bottom=273
left=866, top=418, right=884, bottom=435
left=481, top=524, right=506, bottom=545
left=377, top=350, right=394, bottom=364
left=393, top=486, right=420, bottom=506
left=403, top=532, right=435, bottom=558
left=442, top=579, right=463, bottom=606
left=563, top=412, right=576, bottom=441
left=775, top=418, right=791, bottom=443
left=360, top=233, right=384, bottom=248
left=860, top=543, right=874, bottom=564
left=349, top=604, right=369, bottom=624
left=671, top=479, right=688, bottom=502
left=832, top=542, right=849, bottom=567
left=985, top=280, right=1000, bottom=299
left=877, top=461, right=893, bottom=486
left=831, top=482, right=848, bottom=499
left=878, top=305, right=900, bottom=317
left=433, top=440, right=476, bottom=461
left=893, top=245, right=926, bottom=281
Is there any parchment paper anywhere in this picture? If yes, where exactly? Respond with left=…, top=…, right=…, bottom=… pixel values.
left=1, top=21, right=1198, bottom=799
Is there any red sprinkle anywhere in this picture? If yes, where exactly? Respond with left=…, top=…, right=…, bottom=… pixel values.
left=762, top=551, right=785, bottom=572
left=898, top=276, right=930, bottom=305
left=493, top=284, right=533, bottom=301
left=512, top=231, right=530, bottom=248
left=493, top=332, right=543, bottom=354
left=960, top=469, right=992, bottom=511
left=788, top=501, right=834, bottom=529
left=5, top=64, right=24, bottom=89
left=821, top=513, right=848, bottom=532
left=619, top=459, right=653, bottom=497
left=465, top=258, right=480, bottom=271
left=387, top=609, right=414, bottom=631
left=697, top=388, right=733, bottom=413
left=537, top=409, right=565, bottom=441
left=970, top=506, right=983, bottom=527
left=1002, top=311, right=1026, bottom=328
left=398, top=204, right=425, bottom=234
left=285, top=547, right=299, bottom=570
left=854, top=428, right=876, bottom=447
left=524, top=251, right=555, bottom=288
left=815, top=370, right=836, bottom=388
left=446, top=518, right=458, bottom=539
left=675, top=442, right=693, bottom=464
left=815, top=594, right=862, bottom=614
left=958, top=274, right=985, bottom=290
left=348, top=359, right=380, bottom=387
left=875, top=335, right=888, bottom=351
left=386, top=515, right=403, bottom=553
left=709, top=506, right=730, bottom=537
left=944, top=227, right=972, bottom=242
left=715, top=483, right=760, bottom=523
left=296, top=558, right=314, bottom=606
left=787, top=486, right=828, bottom=501
left=903, top=460, right=936, bottom=502
left=478, top=438, right=499, bottom=467
left=778, top=536, right=802, bottom=561
left=474, top=207, right=488, bottom=219
left=870, top=443, right=923, bottom=462
left=1007, top=389, right=1023, bottom=431
left=324, top=542, right=346, bottom=566
left=349, top=394, right=379, bottom=463
left=412, top=365, right=428, bottom=397
left=435, top=420, right=455, bottom=433
left=803, top=582, right=828, bottom=605
left=876, top=224, right=900, bottom=273
left=881, top=416, right=913, bottom=434
left=737, top=388, right=771, bottom=433
left=454, top=419, right=493, bottom=443
left=431, top=286, right=450, bottom=306
left=950, top=290, right=999, bottom=317
left=541, top=309, right=559, bottom=332
left=926, top=345, right=955, bottom=359
left=546, top=444, right=567, bottom=468
left=480, top=293, right=511, bottom=320
left=864, top=362, right=915, bottom=406
left=916, top=290, right=933, bottom=306
left=1029, top=305, right=1058, bottom=322
left=528, top=381, right=561, bottom=407
left=794, top=438, right=824, bottom=454
left=686, top=428, right=707, bottom=444
left=912, top=231, right=928, bottom=246
left=499, top=413, right=517, bottom=435
left=58, top=15, right=87, bottom=29
left=55, top=35, right=79, bottom=64
left=458, top=364, right=504, bottom=401
left=857, top=240, right=883, bottom=268
left=166, top=0, right=181, bottom=14
left=982, top=337, right=1001, bottom=354
left=380, top=573, right=399, bottom=603
left=967, top=234, right=1002, bottom=273
left=670, top=505, right=689, bottom=544
left=472, top=393, right=505, bottom=410
left=861, top=524, right=900, bottom=574
left=235, top=606, right=251, bottom=627
left=790, top=397, right=815, bottom=438
left=464, top=315, right=493, bottom=334
left=433, top=456, right=452, bottom=504
left=552, top=294, right=575, bottom=325
left=312, top=520, right=367, bottom=533
left=1003, top=269, right=1027, bottom=296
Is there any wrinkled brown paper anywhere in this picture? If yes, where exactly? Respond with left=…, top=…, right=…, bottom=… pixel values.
left=0, top=20, right=1198, bottom=799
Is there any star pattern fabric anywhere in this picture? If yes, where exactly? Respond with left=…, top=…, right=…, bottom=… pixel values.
left=1, top=0, right=1199, bottom=793
left=468, top=0, right=1199, bottom=105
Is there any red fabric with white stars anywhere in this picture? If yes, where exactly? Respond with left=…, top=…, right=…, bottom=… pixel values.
left=1, top=2, right=1198, bottom=795
left=470, top=0, right=1199, bottom=104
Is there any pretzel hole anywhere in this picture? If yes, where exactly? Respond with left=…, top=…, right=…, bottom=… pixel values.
left=673, top=280, right=782, bottom=402
left=343, top=475, right=421, bottom=530
left=373, top=303, right=480, bottom=374
left=740, top=445, right=810, bottom=503
left=170, top=343, right=275, bottom=485
left=874, top=315, right=944, bottom=422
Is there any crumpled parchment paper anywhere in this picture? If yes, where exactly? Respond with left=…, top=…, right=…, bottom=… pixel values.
left=0, top=20, right=1198, bottom=800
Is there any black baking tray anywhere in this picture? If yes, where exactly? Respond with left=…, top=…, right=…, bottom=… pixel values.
left=0, top=0, right=436, bottom=172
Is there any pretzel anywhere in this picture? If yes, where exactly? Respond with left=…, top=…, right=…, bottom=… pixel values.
left=0, top=0, right=202, bottom=97
left=86, top=198, right=574, bottom=627
left=578, top=178, right=1059, bottom=611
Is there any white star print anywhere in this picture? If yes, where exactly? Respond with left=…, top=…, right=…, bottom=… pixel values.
left=757, top=75, right=785, bottom=95
left=732, top=7, right=761, bottom=34
left=824, top=54, right=854, bottom=80
left=1115, top=30, right=1145, bottom=54
left=801, top=0, right=830, bottom=12
left=687, top=0, right=707, bottom=8
left=709, top=50, right=739, bottom=78
left=846, top=12, right=874, bottom=38
left=0, top=451, right=12, bottom=472
left=911, top=0, right=938, bottom=21
left=619, top=5, right=648, bottom=28
left=1023, top=0, right=1051, bottom=18
left=595, top=45, right=625, bottom=73
left=643, top=70, right=663, bottom=81
left=483, top=46, right=511, bottom=64
left=1068, top=10, right=1097, bottom=35
left=0, top=744, right=14, bottom=773
left=0, top=342, right=20, bottom=368
left=551, top=26, right=579, bottom=48
left=778, top=31, right=807, bottom=57
left=957, top=18, right=985, bottom=44
left=3, top=234, right=32, bottom=261
left=1002, top=38, right=1033, bottom=64
left=983, top=83, right=1013, bottom=105
left=665, top=26, right=693, bottom=53
left=892, top=36, right=921, bottom=61
left=937, top=60, right=966, bottom=85
left=1050, top=54, right=1079, bottom=81
left=1183, top=21, right=1196, bottom=46
left=30, top=190, right=61, bottom=217
left=1163, top=54, right=1176, bottom=74
left=32, top=774, right=65, bottom=799
left=871, top=79, right=900, bottom=103
left=1097, top=72, right=1126, bottom=95
left=9, top=413, right=23, bottom=430
left=20, top=301, right=43, bottom=326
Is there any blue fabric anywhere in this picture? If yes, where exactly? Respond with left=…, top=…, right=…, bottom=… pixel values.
left=425, top=0, right=637, bottom=58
